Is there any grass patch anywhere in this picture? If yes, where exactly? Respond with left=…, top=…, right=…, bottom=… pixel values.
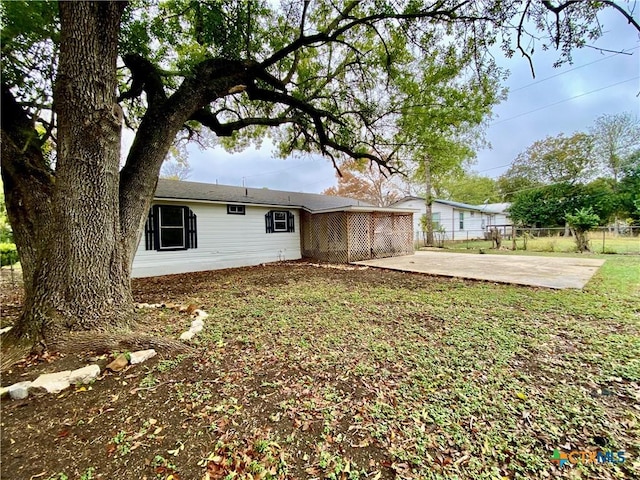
left=2, top=259, right=639, bottom=479
left=441, top=233, right=639, bottom=254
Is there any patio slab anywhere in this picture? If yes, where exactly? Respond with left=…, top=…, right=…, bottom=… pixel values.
left=353, top=251, right=605, bottom=289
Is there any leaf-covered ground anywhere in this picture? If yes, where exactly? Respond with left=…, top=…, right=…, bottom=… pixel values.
left=1, top=256, right=639, bottom=480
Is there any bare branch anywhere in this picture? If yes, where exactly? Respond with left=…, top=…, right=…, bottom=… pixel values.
left=517, top=1, right=536, bottom=77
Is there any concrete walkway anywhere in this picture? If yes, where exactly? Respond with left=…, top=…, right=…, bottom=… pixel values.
left=353, top=251, right=605, bottom=289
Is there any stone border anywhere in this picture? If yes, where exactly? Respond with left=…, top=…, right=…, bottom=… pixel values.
left=1, top=304, right=210, bottom=401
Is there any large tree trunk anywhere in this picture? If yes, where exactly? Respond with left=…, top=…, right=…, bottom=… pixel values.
left=4, top=2, right=133, bottom=346
left=1, top=2, right=267, bottom=351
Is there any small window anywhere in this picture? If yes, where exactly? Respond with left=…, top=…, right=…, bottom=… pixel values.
left=265, top=210, right=295, bottom=233
left=227, top=204, right=245, bottom=215
left=459, top=212, right=464, bottom=230
left=432, top=212, right=441, bottom=231
left=144, top=205, right=197, bottom=251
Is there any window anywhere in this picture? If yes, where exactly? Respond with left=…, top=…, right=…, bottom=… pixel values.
left=159, top=206, right=185, bottom=248
left=432, top=212, right=441, bottom=231
left=144, top=205, right=197, bottom=251
left=265, top=210, right=295, bottom=233
left=227, top=204, right=245, bottom=215
left=459, top=212, right=464, bottom=230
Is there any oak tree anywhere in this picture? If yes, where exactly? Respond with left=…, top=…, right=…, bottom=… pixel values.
left=2, top=0, right=639, bottom=350
left=323, top=159, right=406, bottom=207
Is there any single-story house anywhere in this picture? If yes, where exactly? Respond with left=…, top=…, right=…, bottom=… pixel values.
left=132, top=179, right=414, bottom=277
left=391, top=196, right=511, bottom=243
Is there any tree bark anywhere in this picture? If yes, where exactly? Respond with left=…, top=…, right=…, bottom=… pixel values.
left=5, top=2, right=133, bottom=345
left=423, top=158, right=435, bottom=246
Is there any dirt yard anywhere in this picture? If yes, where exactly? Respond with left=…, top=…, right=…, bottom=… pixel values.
left=1, top=260, right=638, bottom=479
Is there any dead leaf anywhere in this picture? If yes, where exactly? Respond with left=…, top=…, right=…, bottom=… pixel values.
left=106, top=354, right=129, bottom=372
left=186, top=304, right=198, bottom=315
left=106, top=443, right=117, bottom=456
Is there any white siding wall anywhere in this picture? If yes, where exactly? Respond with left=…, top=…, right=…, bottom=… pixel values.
left=132, top=201, right=301, bottom=278
left=394, top=199, right=494, bottom=241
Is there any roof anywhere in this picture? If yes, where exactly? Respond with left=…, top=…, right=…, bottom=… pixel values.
left=392, top=196, right=511, bottom=214
left=154, top=179, right=413, bottom=213
left=392, top=196, right=483, bottom=212
left=473, top=202, right=510, bottom=214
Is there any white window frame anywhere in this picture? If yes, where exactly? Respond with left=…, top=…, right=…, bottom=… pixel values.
left=273, top=211, right=288, bottom=232
left=227, top=204, right=245, bottom=215
left=159, top=206, right=186, bottom=250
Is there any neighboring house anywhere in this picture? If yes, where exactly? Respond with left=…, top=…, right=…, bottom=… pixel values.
left=391, top=196, right=511, bottom=243
left=132, top=179, right=414, bottom=277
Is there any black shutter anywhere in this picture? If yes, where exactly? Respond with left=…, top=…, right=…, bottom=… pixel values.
left=144, top=207, right=157, bottom=250
left=152, top=205, right=161, bottom=250
left=265, top=211, right=274, bottom=233
left=287, top=211, right=295, bottom=232
left=185, top=207, right=197, bottom=249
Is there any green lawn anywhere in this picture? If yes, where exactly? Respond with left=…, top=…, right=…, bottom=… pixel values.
left=440, top=232, right=640, bottom=254
left=2, top=256, right=639, bottom=479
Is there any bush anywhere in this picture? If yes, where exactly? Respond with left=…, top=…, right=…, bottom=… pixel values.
left=566, top=207, right=600, bottom=253
left=0, top=242, right=19, bottom=266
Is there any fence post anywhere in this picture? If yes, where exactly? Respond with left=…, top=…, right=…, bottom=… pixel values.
left=466, top=232, right=469, bottom=249
left=602, top=228, right=605, bottom=254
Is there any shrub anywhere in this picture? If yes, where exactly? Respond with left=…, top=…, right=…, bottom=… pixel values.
left=566, top=207, right=600, bottom=253
left=0, top=242, right=19, bottom=266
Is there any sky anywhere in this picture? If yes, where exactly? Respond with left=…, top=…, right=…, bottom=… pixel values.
left=160, top=6, right=640, bottom=194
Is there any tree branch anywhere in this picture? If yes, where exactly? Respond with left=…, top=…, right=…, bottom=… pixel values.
left=189, top=108, right=296, bottom=136
left=118, top=54, right=167, bottom=105
left=517, top=0, right=536, bottom=77
left=258, top=3, right=481, bottom=71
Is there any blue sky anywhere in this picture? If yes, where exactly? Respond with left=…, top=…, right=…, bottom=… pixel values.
left=166, top=7, right=640, bottom=194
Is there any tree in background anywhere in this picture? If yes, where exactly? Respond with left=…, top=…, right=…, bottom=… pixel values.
left=436, top=172, right=501, bottom=205
left=591, top=112, right=640, bottom=183
left=590, top=112, right=640, bottom=232
left=323, top=159, right=406, bottom=207
left=507, top=183, right=578, bottom=228
left=3, top=0, right=638, bottom=350
left=617, top=150, right=640, bottom=225
left=507, top=180, right=619, bottom=228
left=498, top=132, right=596, bottom=198
left=394, top=46, right=505, bottom=244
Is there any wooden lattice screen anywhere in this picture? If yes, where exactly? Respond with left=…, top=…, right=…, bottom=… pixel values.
left=301, top=211, right=413, bottom=263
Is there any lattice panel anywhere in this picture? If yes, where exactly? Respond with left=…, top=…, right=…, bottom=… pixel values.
left=301, top=211, right=348, bottom=262
left=373, top=214, right=413, bottom=258
left=347, top=213, right=372, bottom=261
left=302, top=211, right=414, bottom=263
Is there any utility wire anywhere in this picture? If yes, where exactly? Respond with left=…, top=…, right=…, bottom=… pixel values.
left=491, top=76, right=640, bottom=126
left=509, top=46, right=639, bottom=93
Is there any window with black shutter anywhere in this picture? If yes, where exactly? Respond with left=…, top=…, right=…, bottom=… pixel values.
left=265, top=210, right=294, bottom=233
left=144, top=205, right=197, bottom=251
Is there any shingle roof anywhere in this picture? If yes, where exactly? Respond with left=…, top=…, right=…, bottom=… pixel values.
left=392, top=196, right=484, bottom=211
left=154, top=179, right=373, bottom=212
left=473, top=202, right=510, bottom=214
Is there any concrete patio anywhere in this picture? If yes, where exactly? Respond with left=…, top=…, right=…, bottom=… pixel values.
left=353, top=251, right=605, bottom=289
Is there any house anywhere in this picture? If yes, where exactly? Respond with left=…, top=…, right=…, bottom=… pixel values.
left=391, top=196, right=511, bottom=244
left=132, top=179, right=414, bottom=277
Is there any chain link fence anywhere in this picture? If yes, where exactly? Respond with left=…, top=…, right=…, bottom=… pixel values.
left=418, top=226, right=639, bottom=254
